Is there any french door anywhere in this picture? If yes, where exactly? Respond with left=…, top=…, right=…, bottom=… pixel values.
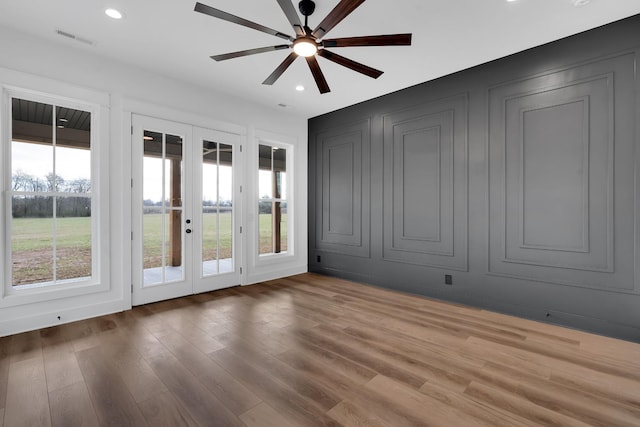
left=131, top=115, right=241, bottom=305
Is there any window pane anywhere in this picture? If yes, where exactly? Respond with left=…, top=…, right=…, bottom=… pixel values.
left=258, top=143, right=288, bottom=256
left=274, top=148, right=286, bottom=198
left=259, top=144, right=273, bottom=199
left=12, top=99, right=53, bottom=185
left=55, top=198, right=91, bottom=282
left=259, top=201, right=273, bottom=255
left=202, top=139, right=219, bottom=276
left=143, top=207, right=163, bottom=285
left=258, top=144, right=273, bottom=169
left=202, top=140, right=235, bottom=276
left=166, top=134, right=183, bottom=282
left=259, top=170, right=273, bottom=199
left=280, top=202, right=288, bottom=253
left=219, top=209, right=233, bottom=273
left=167, top=134, right=183, bottom=208
left=12, top=142, right=53, bottom=191
left=56, top=146, right=91, bottom=193
left=12, top=196, right=54, bottom=287
left=55, top=106, right=91, bottom=193
left=165, top=207, right=183, bottom=283
left=202, top=140, right=219, bottom=204
left=202, top=205, right=219, bottom=275
left=143, top=132, right=163, bottom=285
left=218, top=144, right=233, bottom=273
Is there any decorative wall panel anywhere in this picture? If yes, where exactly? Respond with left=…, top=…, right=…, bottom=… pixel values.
left=383, top=94, right=468, bottom=270
left=489, top=53, right=635, bottom=291
left=315, top=119, right=370, bottom=257
left=309, top=17, right=640, bottom=340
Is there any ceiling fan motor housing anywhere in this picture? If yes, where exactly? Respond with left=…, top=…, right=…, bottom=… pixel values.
left=298, top=0, right=316, bottom=17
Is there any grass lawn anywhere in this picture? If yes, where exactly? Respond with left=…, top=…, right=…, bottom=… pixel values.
left=11, top=217, right=91, bottom=285
left=258, top=213, right=288, bottom=254
left=11, top=216, right=91, bottom=251
left=11, top=212, right=287, bottom=285
left=143, top=212, right=235, bottom=268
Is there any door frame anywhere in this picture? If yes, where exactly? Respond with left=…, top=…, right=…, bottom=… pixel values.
left=130, top=114, right=244, bottom=306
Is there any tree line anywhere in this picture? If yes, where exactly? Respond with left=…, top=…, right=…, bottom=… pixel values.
left=11, top=171, right=91, bottom=218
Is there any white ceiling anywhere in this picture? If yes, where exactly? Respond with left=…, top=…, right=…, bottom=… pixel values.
left=1, top=0, right=639, bottom=118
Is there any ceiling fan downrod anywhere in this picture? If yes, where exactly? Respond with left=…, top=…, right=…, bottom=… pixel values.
left=298, top=0, right=316, bottom=28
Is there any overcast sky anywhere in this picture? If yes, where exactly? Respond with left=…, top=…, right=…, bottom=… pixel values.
left=12, top=141, right=90, bottom=182
left=13, top=141, right=284, bottom=204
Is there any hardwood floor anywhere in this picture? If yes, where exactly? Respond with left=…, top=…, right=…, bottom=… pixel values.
left=1, top=272, right=639, bottom=426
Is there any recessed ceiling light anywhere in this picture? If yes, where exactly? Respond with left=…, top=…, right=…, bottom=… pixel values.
left=296, top=85, right=305, bottom=92
left=572, top=0, right=591, bottom=6
left=105, top=8, right=123, bottom=19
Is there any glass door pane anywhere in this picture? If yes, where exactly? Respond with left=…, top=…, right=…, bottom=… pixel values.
left=142, top=130, right=184, bottom=286
left=202, top=140, right=234, bottom=276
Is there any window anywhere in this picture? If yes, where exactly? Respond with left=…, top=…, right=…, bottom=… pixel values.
left=258, top=144, right=287, bottom=255
left=6, top=96, right=96, bottom=290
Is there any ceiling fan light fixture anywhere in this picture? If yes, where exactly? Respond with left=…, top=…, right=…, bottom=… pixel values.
left=293, top=38, right=318, bottom=57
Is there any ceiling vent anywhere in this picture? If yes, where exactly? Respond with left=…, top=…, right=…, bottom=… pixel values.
left=55, top=29, right=94, bottom=46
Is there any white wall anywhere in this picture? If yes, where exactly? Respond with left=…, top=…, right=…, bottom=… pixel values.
left=0, top=25, right=308, bottom=336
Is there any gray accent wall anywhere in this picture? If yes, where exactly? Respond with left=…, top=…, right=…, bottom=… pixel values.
left=308, top=15, right=640, bottom=342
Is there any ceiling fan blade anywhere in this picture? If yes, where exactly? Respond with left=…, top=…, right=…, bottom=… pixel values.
left=318, top=49, right=383, bottom=79
left=276, top=0, right=305, bottom=37
left=211, top=45, right=290, bottom=61
left=194, top=2, right=294, bottom=42
left=263, top=52, right=298, bottom=85
left=322, top=34, right=412, bottom=48
left=312, top=0, right=367, bottom=39
left=306, top=56, right=330, bottom=94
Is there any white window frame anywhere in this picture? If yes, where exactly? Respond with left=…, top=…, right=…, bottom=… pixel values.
left=1, top=86, right=109, bottom=308
left=255, top=136, right=295, bottom=266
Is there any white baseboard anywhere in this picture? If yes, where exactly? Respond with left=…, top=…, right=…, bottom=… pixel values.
left=0, top=299, right=124, bottom=337
left=244, top=265, right=308, bottom=286
left=1, top=266, right=310, bottom=337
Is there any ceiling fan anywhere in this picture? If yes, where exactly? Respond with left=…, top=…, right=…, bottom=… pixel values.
left=194, top=0, right=412, bottom=94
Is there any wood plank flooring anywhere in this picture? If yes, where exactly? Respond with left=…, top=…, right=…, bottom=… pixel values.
left=1, top=273, right=639, bottom=426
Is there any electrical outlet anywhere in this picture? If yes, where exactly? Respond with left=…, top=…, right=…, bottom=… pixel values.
left=445, top=274, right=453, bottom=285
